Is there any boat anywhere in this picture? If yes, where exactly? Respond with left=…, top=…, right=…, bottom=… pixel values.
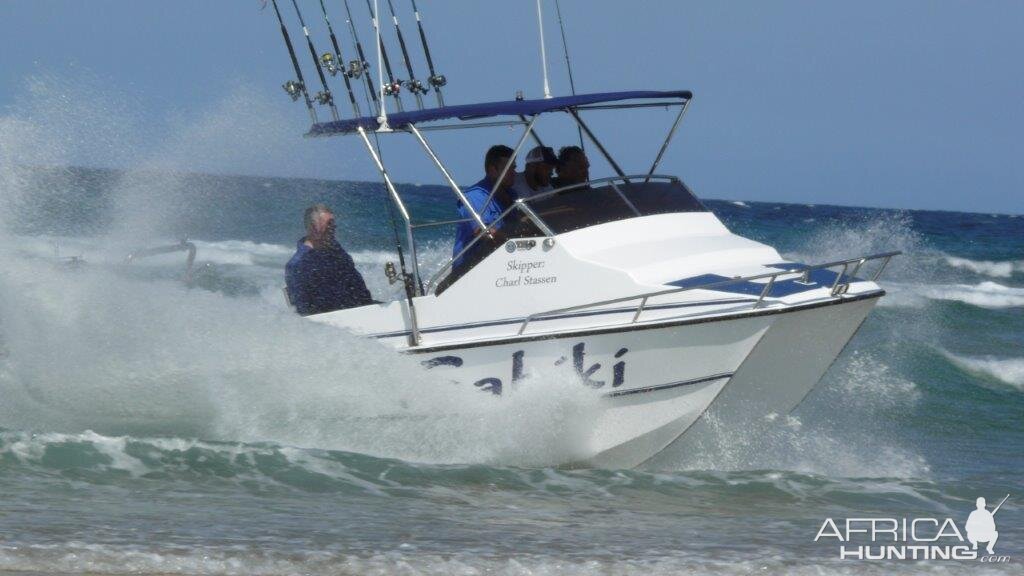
left=263, top=1, right=898, bottom=468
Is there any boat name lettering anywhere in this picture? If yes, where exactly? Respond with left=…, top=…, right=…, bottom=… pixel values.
left=422, top=343, right=629, bottom=395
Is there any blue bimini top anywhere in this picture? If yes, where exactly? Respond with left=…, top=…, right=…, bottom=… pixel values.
left=306, top=90, right=692, bottom=137
left=285, top=238, right=373, bottom=316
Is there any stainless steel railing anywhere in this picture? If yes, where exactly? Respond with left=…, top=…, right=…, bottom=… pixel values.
left=423, top=200, right=555, bottom=292
left=514, top=251, right=901, bottom=336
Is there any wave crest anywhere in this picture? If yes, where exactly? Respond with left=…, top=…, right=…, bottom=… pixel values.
left=941, top=350, right=1024, bottom=391
left=943, top=255, right=1024, bottom=279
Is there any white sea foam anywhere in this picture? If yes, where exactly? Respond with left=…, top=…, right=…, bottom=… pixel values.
left=878, top=280, right=1024, bottom=309
left=729, top=200, right=749, bottom=207
left=943, top=255, right=1024, bottom=278
left=0, top=251, right=611, bottom=467
left=920, top=281, right=1024, bottom=309
left=942, top=350, right=1024, bottom=390
left=2, top=545, right=1009, bottom=576
left=188, top=239, right=292, bottom=266
left=651, top=350, right=929, bottom=479
left=0, top=76, right=605, bottom=468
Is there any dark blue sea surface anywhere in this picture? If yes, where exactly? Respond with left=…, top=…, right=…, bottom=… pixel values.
left=0, top=166, right=1021, bottom=574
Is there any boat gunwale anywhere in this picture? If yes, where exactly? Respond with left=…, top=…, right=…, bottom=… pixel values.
left=389, top=289, right=886, bottom=354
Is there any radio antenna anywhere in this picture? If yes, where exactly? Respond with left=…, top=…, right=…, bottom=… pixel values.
left=535, top=0, right=552, bottom=99
left=366, top=0, right=404, bottom=112
left=409, top=0, right=446, bottom=107
left=554, top=0, right=583, bottom=148
left=269, top=0, right=317, bottom=122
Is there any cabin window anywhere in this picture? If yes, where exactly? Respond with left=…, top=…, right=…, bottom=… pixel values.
left=508, top=178, right=706, bottom=237
left=435, top=178, right=706, bottom=293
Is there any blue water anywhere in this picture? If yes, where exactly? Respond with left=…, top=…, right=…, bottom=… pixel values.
left=0, top=162, right=1022, bottom=575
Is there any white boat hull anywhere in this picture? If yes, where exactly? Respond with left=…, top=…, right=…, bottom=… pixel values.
left=647, top=293, right=881, bottom=467
left=410, top=313, right=774, bottom=469
left=307, top=213, right=893, bottom=469
left=399, top=293, right=879, bottom=469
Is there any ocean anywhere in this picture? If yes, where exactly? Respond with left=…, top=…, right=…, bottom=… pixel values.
left=0, top=163, right=1021, bottom=575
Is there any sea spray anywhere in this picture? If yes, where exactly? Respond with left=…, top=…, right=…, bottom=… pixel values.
left=0, top=77, right=602, bottom=467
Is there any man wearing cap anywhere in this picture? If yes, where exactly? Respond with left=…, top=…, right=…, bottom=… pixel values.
left=513, top=145, right=557, bottom=199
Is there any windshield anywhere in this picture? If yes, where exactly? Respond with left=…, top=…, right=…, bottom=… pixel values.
left=509, top=177, right=706, bottom=237
left=434, top=177, right=706, bottom=293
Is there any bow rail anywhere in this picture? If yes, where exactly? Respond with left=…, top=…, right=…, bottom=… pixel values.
left=515, top=251, right=901, bottom=336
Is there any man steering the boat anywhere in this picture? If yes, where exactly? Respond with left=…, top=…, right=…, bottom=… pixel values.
left=450, top=145, right=518, bottom=277
left=285, top=204, right=374, bottom=316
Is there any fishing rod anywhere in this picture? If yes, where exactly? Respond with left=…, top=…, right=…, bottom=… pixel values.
left=317, top=0, right=361, bottom=117
left=288, top=0, right=339, bottom=121
left=554, top=0, right=584, bottom=150
left=269, top=0, right=317, bottom=122
left=385, top=0, right=427, bottom=109
left=992, top=494, right=1010, bottom=515
left=341, top=0, right=380, bottom=115
left=409, top=0, right=445, bottom=107
left=365, top=0, right=405, bottom=111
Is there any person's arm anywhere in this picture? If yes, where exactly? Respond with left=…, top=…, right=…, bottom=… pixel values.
left=346, top=257, right=374, bottom=305
left=460, top=189, right=502, bottom=238
left=285, top=259, right=312, bottom=315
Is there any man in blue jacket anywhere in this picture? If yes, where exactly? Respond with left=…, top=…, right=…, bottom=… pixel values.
left=451, top=145, right=517, bottom=274
left=285, top=204, right=373, bottom=316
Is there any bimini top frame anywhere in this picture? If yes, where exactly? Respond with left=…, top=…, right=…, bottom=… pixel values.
left=305, top=90, right=692, bottom=136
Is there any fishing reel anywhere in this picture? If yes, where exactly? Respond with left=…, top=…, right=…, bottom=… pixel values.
left=346, top=60, right=366, bottom=79
left=320, top=52, right=341, bottom=76
left=314, top=90, right=334, bottom=106
left=282, top=80, right=305, bottom=102
left=428, top=73, right=447, bottom=89
left=405, top=79, right=429, bottom=95
left=384, top=261, right=417, bottom=298
left=384, top=261, right=399, bottom=284
left=382, top=80, right=403, bottom=97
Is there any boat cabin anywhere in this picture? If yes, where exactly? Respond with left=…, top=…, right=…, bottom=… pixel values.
left=307, top=90, right=701, bottom=295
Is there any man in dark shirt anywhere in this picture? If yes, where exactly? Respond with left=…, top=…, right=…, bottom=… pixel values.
left=285, top=204, right=373, bottom=316
left=551, top=145, right=591, bottom=190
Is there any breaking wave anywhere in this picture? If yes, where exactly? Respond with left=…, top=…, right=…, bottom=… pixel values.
left=942, top=350, right=1024, bottom=391
left=918, top=281, right=1024, bottom=309
left=880, top=281, right=1024, bottom=309
left=2, top=545, right=1013, bottom=576
left=943, top=255, right=1024, bottom=279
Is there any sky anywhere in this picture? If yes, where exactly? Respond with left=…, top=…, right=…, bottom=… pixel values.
left=1, top=1, right=1022, bottom=214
